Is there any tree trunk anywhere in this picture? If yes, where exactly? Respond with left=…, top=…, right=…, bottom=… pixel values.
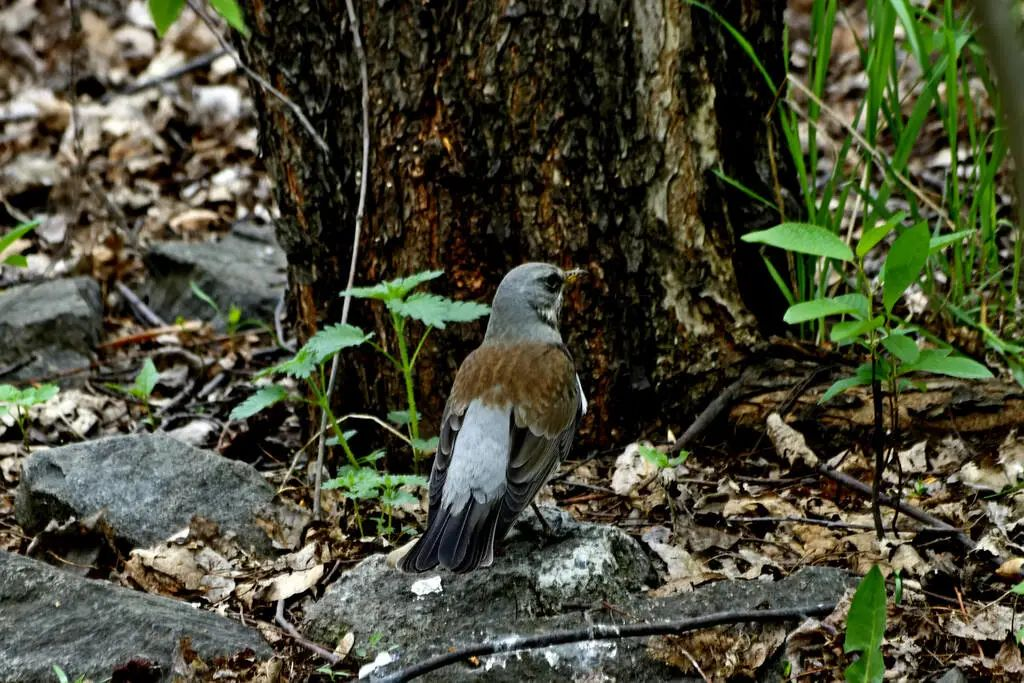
left=239, top=0, right=793, bottom=448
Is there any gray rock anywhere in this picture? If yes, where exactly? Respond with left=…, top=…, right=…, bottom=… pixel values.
left=305, top=509, right=849, bottom=681
left=143, top=223, right=286, bottom=328
left=934, top=668, right=967, bottom=683
left=0, top=276, right=101, bottom=383
left=16, top=433, right=306, bottom=556
left=0, top=550, right=271, bottom=682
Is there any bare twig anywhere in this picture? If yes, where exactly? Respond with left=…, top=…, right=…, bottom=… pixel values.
left=275, top=599, right=340, bottom=664
left=375, top=603, right=836, bottom=683
left=313, top=0, right=371, bottom=520
left=186, top=1, right=329, bottom=154
left=105, top=48, right=228, bottom=102
left=115, top=281, right=167, bottom=327
left=668, top=367, right=756, bottom=454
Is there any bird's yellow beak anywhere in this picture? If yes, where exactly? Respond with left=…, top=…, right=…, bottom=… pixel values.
left=563, top=268, right=587, bottom=284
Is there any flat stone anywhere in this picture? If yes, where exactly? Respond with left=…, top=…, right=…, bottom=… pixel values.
left=0, top=276, right=101, bottom=383
left=0, top=550, right=271, bottom=682
left=304, top=509, right=849, bottom=681
left=16, top=433, right=306, bottom=556
left=143, top=222, right=286, bottom=329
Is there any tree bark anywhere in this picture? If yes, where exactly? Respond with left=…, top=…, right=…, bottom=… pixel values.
left=239, top=0, right=793, bottom=448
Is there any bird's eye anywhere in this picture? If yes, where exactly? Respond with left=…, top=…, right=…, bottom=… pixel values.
left=542, top=272, right=563, bottom=292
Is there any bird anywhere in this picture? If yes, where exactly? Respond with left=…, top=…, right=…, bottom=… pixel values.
left=398, top=262, right=587, bottom=574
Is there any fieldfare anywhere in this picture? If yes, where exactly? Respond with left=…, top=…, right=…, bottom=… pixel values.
left=398, top=262, right=587, bottom=573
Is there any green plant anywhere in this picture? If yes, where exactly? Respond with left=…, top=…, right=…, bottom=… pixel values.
left=110, top=357, right=159, bottom=407
left=0, top=384, right=59, bottom=445
left=148, top=0, right=247, bottom=37
left=51, top=664, right=86, bottom=683
left=0, top=220, right=39, bottom=269
left=189, top=281, right=259, bottom=337
left=637, top=444, right=689, bottom=470
left=229, top=271, right=484, bottom=535
left=695, top=0, right=1022, bottom=379
left=338, top=270, right=490, bottom=466
left=844, top=565, right=887, bottom=683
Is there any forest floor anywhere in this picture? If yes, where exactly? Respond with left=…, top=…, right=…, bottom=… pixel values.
left=2, top=1, right=1024, bottom=681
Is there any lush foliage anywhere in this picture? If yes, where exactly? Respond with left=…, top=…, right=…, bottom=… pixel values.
left=697, top=0, right=1017, bottom=382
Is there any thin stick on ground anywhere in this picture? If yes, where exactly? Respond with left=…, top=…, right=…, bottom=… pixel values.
left=275, top=599, right=340, bottom=664
left=312, top=0, right=371, bottom=520
left=375, top=603, right=836, bottom=683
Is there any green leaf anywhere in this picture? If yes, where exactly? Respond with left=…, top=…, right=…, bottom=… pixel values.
left=882, top=222, right=929, bottom=314
left=830, top=316, right=884, bottom=344
left=133, top=358, right=159, bottom=399
left=387, top=409, right=419, bottom=426
left=148, top=0, right=185, bottom=37
left=265, top=347, right=317, bottom=379
left=820, top=375, right=870, bottom=403
left=898, top=351, right=993, bottom=379
left=1011, top=580, right=1024, bottom=596
left=389, top=293, right=490, bottom=329
left=304, top=323, right=372, bottom=362
left=741, top=223, right=853, bottom=261
left=229, top=385, right=288, bottom=420
left=856, top=212, right=905, bottom=259
left=189, top=280, right=220, bottom=315
left=928, top=229, right=973, bottom=253
left=0, top=220, right=39, bottom=268
left=784, top=294, right=870, bottom=324
left=388, top=473, right=429, bottom=488
left=410, top=436, right=440, bottom=453
left=1, top=383, right=60, bottom=407
left=881, top=333, right=920, bottom=363
left=843, top=565, right=886, bottom=683
left=52, top=665, right=70, bottom=683
left=209, top=0, right=249, bottom=35
left=637, top=444, right=668, bottom=469
left=380, top=489, right=418, bottom=507
left=340, top=271, right=445, bottom=302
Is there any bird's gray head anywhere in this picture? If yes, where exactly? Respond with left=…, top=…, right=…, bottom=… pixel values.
left=484, top=262, right=583, bottom=343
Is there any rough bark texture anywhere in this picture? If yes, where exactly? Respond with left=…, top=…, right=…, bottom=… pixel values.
left=240, top=0, right=792, bottom=448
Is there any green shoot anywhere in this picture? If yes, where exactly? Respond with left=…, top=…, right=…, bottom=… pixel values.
left=0, top=383, right=59, bottom=446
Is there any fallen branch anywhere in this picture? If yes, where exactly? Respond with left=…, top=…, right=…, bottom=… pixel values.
left=764, top=413, right=992, bottom=562
left=105, top=48, right=228, bottom=102
left=669, top=367, right=755, bottom=454
left=275, top=599, right=340, bottom=664
left=374, top=603, right=836, bottom=683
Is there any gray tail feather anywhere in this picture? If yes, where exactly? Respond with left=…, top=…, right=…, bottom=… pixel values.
left=399, top=502, right=501, bottom=574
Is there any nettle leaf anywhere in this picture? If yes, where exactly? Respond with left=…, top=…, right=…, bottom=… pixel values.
left=830, top=315, right=884, bottom=344
left=898, top=349, right=993, bottom=379
left=881, top=332, right=919, bottom=363
left=784, top=293, right=870, bottom=324
left=340, top=270, right=444, bottom=302
left=209, top=0, right=248, bottom=35
left=856, top=212, right=905, bottom=259
left=230, top=384, right=288, bottom=420
left=0, top=385, right=20, bottom=403
left=387, top=409, right=419, bottom=426
left=742, top=222, right=853, bottom=261
left=389, top=293, right=490, bottom=329
left=388, top=473, right=429, bottom=489
left=148, top=0, right=185, bottom=37
left=844, top=565, right=887, bottom=683
left=266, top=347, right=317, bottom=379
left=326, top=430, right=358, bottom=447
left=883, top=222, right=929, bottom=314
left=380, top=489, right=418, bottom=507
left=305, top=323, right=371, bottom=362
left=410, top=436, right=439, bottom=453
left=133, top=358, right=159, bottom=398
left=20, top=384, right=59, bottom=406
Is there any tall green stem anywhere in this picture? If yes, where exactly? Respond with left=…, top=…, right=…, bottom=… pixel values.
left=392, top=313, right=421, bottom=463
